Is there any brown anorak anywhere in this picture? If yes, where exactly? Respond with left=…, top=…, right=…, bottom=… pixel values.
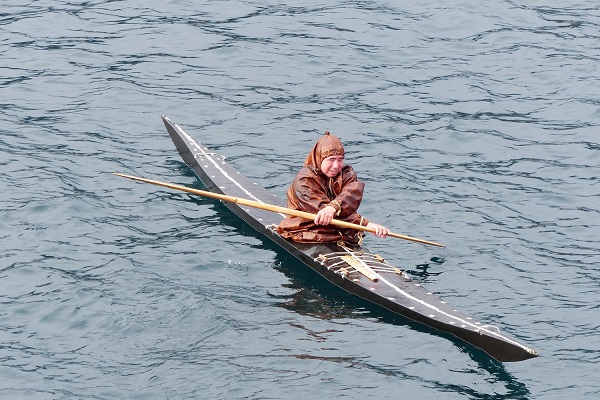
left=277, top=132, right=369, bottom=243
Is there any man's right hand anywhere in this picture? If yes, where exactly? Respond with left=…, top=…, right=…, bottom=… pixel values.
left=314, top=205, right=337, bottom=225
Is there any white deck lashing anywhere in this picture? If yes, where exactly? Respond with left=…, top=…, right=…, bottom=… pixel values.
left=315, top=247, right=538, bottom=356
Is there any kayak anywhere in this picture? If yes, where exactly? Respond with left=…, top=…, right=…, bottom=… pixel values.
left=161, top=115, right=539, bottom=362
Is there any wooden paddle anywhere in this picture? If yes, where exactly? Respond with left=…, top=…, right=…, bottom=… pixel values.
left=113, top=172, right=445, bottom=248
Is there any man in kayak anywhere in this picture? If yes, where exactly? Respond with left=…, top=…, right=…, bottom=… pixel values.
left=277, top=131, right=390, bottom=243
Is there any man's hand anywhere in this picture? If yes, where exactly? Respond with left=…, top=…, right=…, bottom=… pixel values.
left=314, top=205, right=337, bottom=225
left=367, top=222, right=389, bottom=238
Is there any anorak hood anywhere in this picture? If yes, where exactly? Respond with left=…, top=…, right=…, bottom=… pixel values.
left=304, top=131, right=345, bottom=174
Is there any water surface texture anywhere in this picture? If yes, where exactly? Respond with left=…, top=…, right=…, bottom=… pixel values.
left=1, top=1, right=599, bottom=399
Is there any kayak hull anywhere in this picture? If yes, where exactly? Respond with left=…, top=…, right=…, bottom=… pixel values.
left=162, top=115, right=539, bottom=362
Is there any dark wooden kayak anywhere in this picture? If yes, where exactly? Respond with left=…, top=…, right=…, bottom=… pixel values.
left=161, top=115, right=539, bottom=362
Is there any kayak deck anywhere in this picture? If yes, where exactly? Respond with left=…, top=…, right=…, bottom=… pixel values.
left=161, top=115, right=539, bottom=362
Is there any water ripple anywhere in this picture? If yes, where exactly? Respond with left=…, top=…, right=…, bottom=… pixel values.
left=1, top=1, right=599, bottom=399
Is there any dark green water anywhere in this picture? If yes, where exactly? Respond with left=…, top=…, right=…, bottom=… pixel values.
left=1, top=1, right=598, bottom=399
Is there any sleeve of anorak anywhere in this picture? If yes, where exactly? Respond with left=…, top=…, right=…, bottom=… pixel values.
left=291, top=175, right=331, bottom=214
left=330, top=168, right=365, bottom=218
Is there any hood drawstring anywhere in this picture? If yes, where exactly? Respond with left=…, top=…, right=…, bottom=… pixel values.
left=326, top=177, right=335, bottom=200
